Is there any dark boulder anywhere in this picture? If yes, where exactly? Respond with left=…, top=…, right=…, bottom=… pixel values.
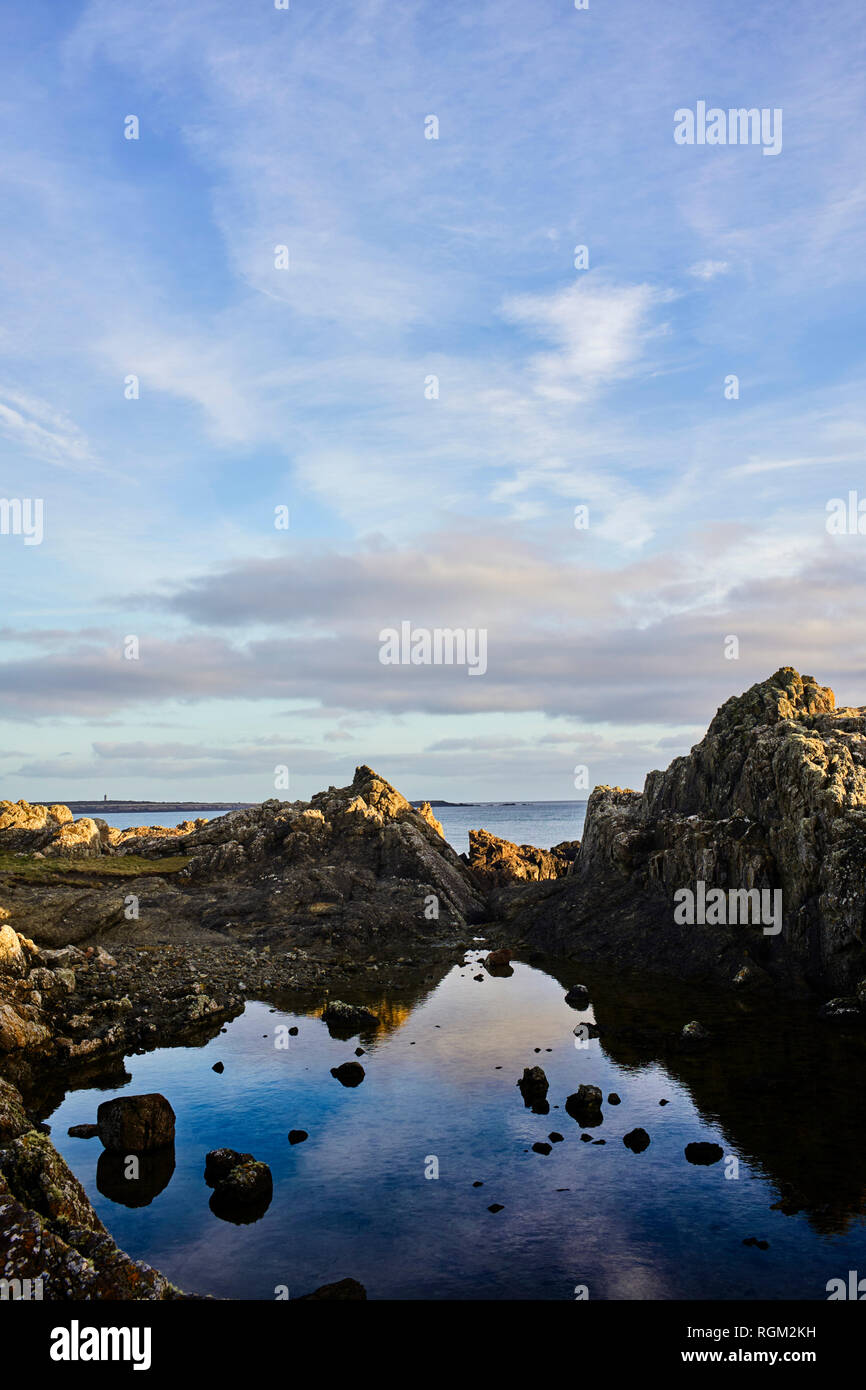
left=565, top=1085, right=603, bottom=1128
left=517, top=1066, right=549, bottom=1109
left=96, top=1094, right=175, bottom=1152
left=330, top=1061, right=365, bottom=1087
left=685, top=1141, right=724, bottom=1166
left=623, top=1127, right=651, bottom=1153
left=321, top=1000, right=379, bottom=1033
left=204, top=1148, right=255, bottom=1187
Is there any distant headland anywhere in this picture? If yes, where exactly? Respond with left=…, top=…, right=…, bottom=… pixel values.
left=54, top=801, right=254, bottom=814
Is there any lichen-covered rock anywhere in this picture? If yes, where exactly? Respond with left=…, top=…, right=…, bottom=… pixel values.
left=204, top=1148, right=255, bottom=1187
left=0, top=924, right=27, bottom=977
left=0, top=1076, right=31, bottom=1140
left=321, top=1000, right=379, bottom=1031
left=0, top=1001, right=52, bottom=1052
left=0, top=1079, right=185, bottom=1299
left=43, top=817, right=103, bottom=859
left=212, top=1159, right=272, bottom=1205
left=0, top=1130, right=100, bottom=1234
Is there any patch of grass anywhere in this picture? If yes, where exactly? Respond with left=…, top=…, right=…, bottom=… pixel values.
left=0, top=851, right=191, bottom=880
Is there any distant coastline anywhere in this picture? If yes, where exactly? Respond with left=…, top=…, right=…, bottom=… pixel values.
left=51, top=802, right=253, bottom=814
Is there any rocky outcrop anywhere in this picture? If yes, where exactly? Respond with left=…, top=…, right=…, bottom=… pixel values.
left=516, top=669, right=866, bottom=996
left=0, top=767, right=485, bottom=956
left=0, top=800, right=73, bottom=851
left=466, top=828, right=579, bottom=889
left=0, top=912, right=237, bottom=1092
left=0, top=801, right=204, bottom=861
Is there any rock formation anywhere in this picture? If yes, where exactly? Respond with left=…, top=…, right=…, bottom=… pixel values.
left=515, top=668, right=866, bottom=995
left=466, top=828, right=579, bottom=889
left=0, top=766, right=485, bottom=954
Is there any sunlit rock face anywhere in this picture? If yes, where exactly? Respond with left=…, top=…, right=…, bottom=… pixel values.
left=517, top=669, right=866, bottom=996
left=466, top=828, right=579, bottom=890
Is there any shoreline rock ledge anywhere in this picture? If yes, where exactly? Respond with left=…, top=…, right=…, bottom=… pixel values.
left=514, top=668, right=866, bottom=996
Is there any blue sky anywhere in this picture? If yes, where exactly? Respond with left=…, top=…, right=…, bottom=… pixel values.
left=1, top=0, right=865, bottom=803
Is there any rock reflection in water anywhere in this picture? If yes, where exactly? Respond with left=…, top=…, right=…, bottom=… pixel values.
left=97, top=1144, right=175, bottom=1208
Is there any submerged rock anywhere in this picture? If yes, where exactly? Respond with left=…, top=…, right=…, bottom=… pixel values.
left=517, top=1066, right=549, bottom=1109
left=288, top=1130, right=308, bottom=1145
left=295, top=1277, right=367, bottom=1300
left=623, top=1128, right=651, bottom=1153
left=565, top=1085, right=603, bottom=1128
left=321, top=1000, right=379, bottom=1032
left=685, top=1142, right=724, bottom=1166
left=330, top=1061, right=365, bottom=1087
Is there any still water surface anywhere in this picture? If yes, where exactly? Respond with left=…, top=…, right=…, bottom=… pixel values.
left=46, top=953, right=866, bottom=1300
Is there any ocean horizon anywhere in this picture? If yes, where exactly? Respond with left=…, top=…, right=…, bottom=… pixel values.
left=73, top=799, right=589, bottom=857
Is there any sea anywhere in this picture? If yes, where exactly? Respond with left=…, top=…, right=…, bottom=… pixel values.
left=78, top=802, right=588, bottom=857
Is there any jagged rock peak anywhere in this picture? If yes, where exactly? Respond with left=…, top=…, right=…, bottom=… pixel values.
left=706, top=668, right=835, bottom=737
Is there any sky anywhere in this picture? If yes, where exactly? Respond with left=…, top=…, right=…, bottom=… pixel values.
left=0, top=0, right=865, bottom=804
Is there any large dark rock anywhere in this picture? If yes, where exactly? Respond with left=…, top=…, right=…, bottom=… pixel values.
left=97, top=1094, right=175, bottom=1152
